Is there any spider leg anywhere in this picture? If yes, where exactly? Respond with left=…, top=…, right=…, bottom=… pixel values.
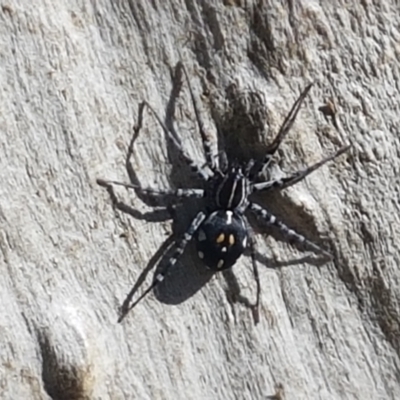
left=135, top=100, right=211, bottom=181
left=97, top=179, right=204, bottom=200
left=178, top=62, right=217, bottom=173
left=253, top=144, right=350, bottom=193
left=248, top=202, right=331, bottom=258
left=119, top=211, right=206, bottom=321
left=261, top=84, right=313, bottom=169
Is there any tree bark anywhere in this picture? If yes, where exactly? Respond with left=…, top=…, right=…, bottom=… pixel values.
left=1, top=1, right=399, bottom=399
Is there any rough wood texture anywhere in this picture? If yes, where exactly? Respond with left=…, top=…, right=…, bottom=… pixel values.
left=1, top=1, right=399, bottom=399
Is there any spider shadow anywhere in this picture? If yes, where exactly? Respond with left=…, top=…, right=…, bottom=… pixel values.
left=119, top=230, right=214, bottom=313
left=214, top=81, right=333, bottom=258
left=124, top=63, right=203, bottom=210
left=115, top=198, right=214, bottom=321
left=99, top=181, right=213, bottom=320
left=152, top=241, right=214, bottom=306
left=142, top=190, right=215, bottom=309
left=115, top=63, right=216, bottom=318
left=221, top=243, right=328, bottom=316
left=211, top=84, right=333, bottom=312
left=98, top=181, right=172, bottom=223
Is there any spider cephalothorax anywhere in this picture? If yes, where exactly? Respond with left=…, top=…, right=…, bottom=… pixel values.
left=98, top=62, right=350, bottom=323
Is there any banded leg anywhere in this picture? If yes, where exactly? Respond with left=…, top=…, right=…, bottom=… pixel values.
left=134, top=100, right=211, bottom=181
left=119, top=211, right=206, bottom=320
left=252, top=144, right=351, bottom=193
left=261, top=84, right=313, bottom=169
left=178, top=62, right=217, bottom=173
left=96, top=179, right=204, bottom=200
left=248, top=202, right=331, bottom=258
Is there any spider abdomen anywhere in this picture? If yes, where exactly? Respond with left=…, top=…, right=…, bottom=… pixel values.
left=195, top=210, right=248, bottom=271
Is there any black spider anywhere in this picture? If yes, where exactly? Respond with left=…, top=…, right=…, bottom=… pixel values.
left=97, top=62, right=350, bottom=323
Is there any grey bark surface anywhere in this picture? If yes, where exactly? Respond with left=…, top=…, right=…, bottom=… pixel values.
left=1, top=1, right=399, bottom=399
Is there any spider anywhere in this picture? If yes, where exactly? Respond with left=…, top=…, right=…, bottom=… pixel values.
left=97, top=62, right=350, bottom=323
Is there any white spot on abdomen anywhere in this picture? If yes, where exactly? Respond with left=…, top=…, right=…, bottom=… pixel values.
left=197, top=229, right=206, bottom=241
left=226, top=211, right=233, bottom=225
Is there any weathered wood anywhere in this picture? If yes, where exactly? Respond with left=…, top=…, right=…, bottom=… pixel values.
left=1, top=1, right=399, bottom=399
